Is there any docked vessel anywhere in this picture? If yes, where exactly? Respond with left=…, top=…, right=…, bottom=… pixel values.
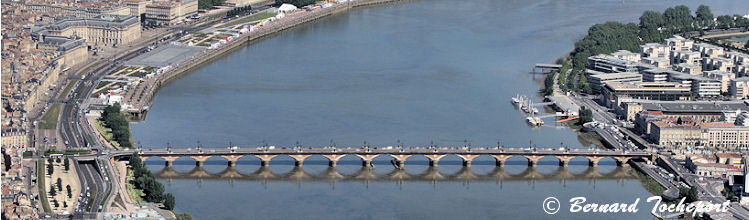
left=511, top=94, right=526, bottom=107
left=526, top=116, right=537, bottom=126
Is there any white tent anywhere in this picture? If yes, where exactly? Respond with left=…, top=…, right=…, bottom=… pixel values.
left=278, top=3, right=297, bottom=13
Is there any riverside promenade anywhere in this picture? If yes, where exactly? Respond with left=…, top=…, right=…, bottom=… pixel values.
left=123, top=0, right=402, bottom=118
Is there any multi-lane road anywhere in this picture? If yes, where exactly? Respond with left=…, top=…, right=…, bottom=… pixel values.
left=566, top=92, right=749, bottom=219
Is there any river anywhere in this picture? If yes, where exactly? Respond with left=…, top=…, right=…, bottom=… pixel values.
left=132, top=0, right=749, bottom=219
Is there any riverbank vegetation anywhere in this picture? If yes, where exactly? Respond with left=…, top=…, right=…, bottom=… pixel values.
left=635, top=169, right=666, bottom=196
left=564, top=5, right=749, bottom=94
left=128, top=153, right=193, bottom=218
left=127, top=153, right=181, bottom=209
left=100, top=103, right=133, bottom=148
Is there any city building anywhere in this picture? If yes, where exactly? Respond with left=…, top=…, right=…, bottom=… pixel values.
left=640, top=43, right=669, bottom=58
left=144, top=0, right=198, bottom=26
left=34, top=15, right=141, bottom=47
left=1, top=129, right=27, bottom=147
left=650, top=117, right=702, bottom=148
left=611, top=50, right=641, bottom=62
left=686, top=154, right=742, bottom=178
left=670, top=50, right=701, bottom=66
left=586, top=71, right=642, bottom=93
left=701, top=123, right=749, bottom=149
left=124, top=0, right=152, bottom=21
left=703, top=70, right=736, bottom=93
left=642, top=68, right=677, bottom=82
left=643, top=57, right=670, bottom=69
left=601, top=81, right=691, bottom=108
left=703, top=57, right=736, bottom=73
left=668, top=73, right=721, bottom=98
left=587, top=54, right=640, bottom=73
left=628, top=100, right=749, bottom=124
left=36, top=36, right=89, bottom=68
left=673, top=63, right=702, bottom=75
left=27, top=3, right=131, bottom=19
left=664, top=36, right=694, bottom=51
left=694, top=43, right=725, bottom=58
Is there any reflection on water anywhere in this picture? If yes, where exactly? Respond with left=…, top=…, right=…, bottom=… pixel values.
left=153, top=164, right=637, bottom=183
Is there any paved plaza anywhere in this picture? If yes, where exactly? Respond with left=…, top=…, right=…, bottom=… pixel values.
left=125, top=45, right=204, bottom=67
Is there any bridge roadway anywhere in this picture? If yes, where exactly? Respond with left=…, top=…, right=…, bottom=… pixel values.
left=152, top=164, right=638, bottom=182
left=111, top=147, right=652, bottom=168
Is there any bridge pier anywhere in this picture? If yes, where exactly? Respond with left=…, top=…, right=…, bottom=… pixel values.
left=357, top=155, right=377, bottom=167
left=289, top=155, right=311, bottom=167
left=162, top=156, right=179, bottom=167
left=190, top=156, right=211, bottom=167
left=222, top=155, right=242, bottom=167
left=424, top=154, right=446, bottom=167
left=457, top=154, right=479, bottom=167
left=614, top=157, right=630, bottom=166
left=525, top=155, right=544, bottom=167
left=323, top=155, right=345, bottom=167
left=587, top=156, right=603, bottom=167
left=391, top=155, right=412, bottom=169
left=492, top=155, right=511, bottom=167
left=556, top=156, right=575, bottom=167
left=139, top=156, right=150, bottom=163
left=255, top=155, right=277, bottom=166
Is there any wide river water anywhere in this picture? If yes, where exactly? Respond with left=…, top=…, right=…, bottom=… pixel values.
left=132, top=0, right=749, bottom=219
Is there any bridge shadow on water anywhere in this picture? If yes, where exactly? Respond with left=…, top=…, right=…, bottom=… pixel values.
left=146, top=159, right=637, bottom=186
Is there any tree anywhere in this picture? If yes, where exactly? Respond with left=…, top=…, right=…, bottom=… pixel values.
left=543, top=73, right=554, bottom=96
left=164, top=193, right=176, bottom=210
left=66, top=185, right=72, bottom=198
left=47, top=163, right=54, bottom=176
left=679, top=187, right=699, bottom=203
left=50, top=185, right=56, bottom=196
left=663, top=5, right=694, bottom=32
left=578, top=73, right=592, bottom=94
left=746, top=39, right=749, bottom=49
left=175, top=213, right=194, bottom=220
left=716, top=15, right=734, bottom=29
left=63, top=158, right=70, bottom=171
left=47, top=158, right=53, bottom=164
left=579, top=106, right=593, bottom=124
left=63, top=201, right=68, bottom=208
left=56, top=178, right=62, bottom=191
left=53, top=199, right=59, bottom=208
left=55, top=157, right=61, bottom=163
left=199, top=0, right=226, bottom=9
left=695, top=5, right=714, bottom=28
left=100, top=103, right=133, bottom=148
left=639, top=10, right=668, bottom=42
left=276, top=0, right=315, bottom=7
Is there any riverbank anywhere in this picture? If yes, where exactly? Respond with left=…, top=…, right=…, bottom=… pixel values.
left=128, top=0, right=405, bottom=120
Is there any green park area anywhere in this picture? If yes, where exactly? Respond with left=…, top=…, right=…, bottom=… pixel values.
left=218, top=12, right=277, bottom=28
left=39, top=104, right=61, bottom=129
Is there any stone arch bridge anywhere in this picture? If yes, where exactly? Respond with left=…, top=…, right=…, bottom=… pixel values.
left=110, top=147, right=652, bottom=169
